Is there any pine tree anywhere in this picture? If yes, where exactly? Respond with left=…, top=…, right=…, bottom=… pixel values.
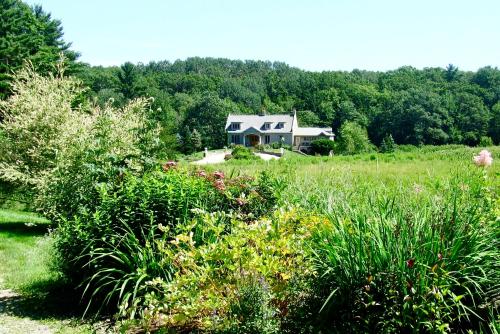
left=191, top=128, right=202, bottom=152
left=181, top=126, right=193, bottom=153
left=0, top=0, right=79, bottom=98
left=380, top=134, right=396, bottom=153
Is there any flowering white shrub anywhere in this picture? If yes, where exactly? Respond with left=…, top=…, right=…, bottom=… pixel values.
left=473, top=149, right=493, bottom=167
left=0, top=64, right=161, bottom=217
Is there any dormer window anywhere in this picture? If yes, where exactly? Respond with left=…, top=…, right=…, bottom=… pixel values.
left=276, top=122, right=285, bottom=129
left=263, top=122, right=272, bottom=130
left=230, top=122, right=241, bottom=130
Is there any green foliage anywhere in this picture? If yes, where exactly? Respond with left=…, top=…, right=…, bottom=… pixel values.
left=229, top=145, right=257, bottom=160
left=190, top=128, right=202, bottom=152
left=77, top=59, right=500, bottom=151
left=308, top=171, right=499, bottom=333
left=0, top=64, right=162, bottom=221
left=310, top=138, right=335, bottom=155
left=0, top=0, right=79, bottom=98
left=297, top=110, right=321, bottom=127
left=337, top=122, right=373, bottom=155
left=224, top=275, right=280, bottom=334
left=479, top=136, right=493, bottom=147
left=183, top=92, right=239, bottom=149
left=380, top=133, right=396, bottom=153
left=53, top=167, right=285, bottom=317
left=489, top=102, right=500, bottom=144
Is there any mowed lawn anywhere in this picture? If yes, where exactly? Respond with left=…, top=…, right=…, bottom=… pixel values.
left=0, top=209, right=96, bottom=334
left=0, top=210, right=53, bottom=289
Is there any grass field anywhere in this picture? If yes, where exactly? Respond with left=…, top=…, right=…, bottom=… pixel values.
left=0, top=210, right=99, bottom=333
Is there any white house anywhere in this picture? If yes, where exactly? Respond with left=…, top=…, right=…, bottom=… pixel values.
left=225, top=111, right=334, bottom=151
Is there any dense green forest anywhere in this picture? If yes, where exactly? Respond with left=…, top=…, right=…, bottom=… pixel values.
left=77, top=59, right=500, bottom=149
left=2, top=0, right=500, bottom=151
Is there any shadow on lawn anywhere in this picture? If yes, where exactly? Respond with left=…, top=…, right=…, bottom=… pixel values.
left=0, top=278, right=83, bottom=320
left=0, top=219, right=111, bottom=330
left=0, top=221, right=52, bottom=236
left=0, top=275, right=113, bottom=332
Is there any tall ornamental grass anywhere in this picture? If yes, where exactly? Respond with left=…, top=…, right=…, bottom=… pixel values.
left=307, top=169, right=499, bottom=333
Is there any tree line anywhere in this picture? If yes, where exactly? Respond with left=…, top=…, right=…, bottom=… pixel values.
left=78, top=59, right=500, bottom=150
left=1, top=0, right=499, bottom=153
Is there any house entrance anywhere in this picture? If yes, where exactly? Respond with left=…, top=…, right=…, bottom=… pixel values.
left=245, top=134, right=260, bottom=147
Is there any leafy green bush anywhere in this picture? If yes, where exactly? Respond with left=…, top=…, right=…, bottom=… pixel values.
left=230, top=145, right=257, bottom=160
left=119, top=208, right=318, bottom=332
left=479, top=136, right=493, bottom=147
left=310, top=138, right=335, bottom=155
left=337, top=122, right=374, bottom=155
left=54, top=167, right=285, bottom=317
left=0, top=64, right=162, bottom=220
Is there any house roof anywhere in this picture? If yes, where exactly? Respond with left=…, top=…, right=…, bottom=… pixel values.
left=294, top=127, right=334, bottom=137
left=226, top=114, right=294, bottom=133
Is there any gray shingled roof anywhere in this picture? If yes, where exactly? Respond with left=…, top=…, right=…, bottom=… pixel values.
left=294, top=127, right=334, bottom=136
left=226, top=114, right=294, bottom=133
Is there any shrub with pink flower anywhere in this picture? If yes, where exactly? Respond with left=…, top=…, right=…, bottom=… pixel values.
left=162, top=161, right=177, bottom=171
left=213, top=179, right=225, bottom=191
left=473, top=150, right=493, bottom=167
left=213, top=171, right=225, bottom=179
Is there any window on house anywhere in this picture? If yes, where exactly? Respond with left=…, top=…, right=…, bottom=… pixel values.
left=263, top=122, right=271, bottom=130
left=231, top=135, right=241, bottom=144
left=264, top=135, right=270, bottom=144
left=276, top=122, right=285, bottom=129
left=230, top=123, right=240, bottom=130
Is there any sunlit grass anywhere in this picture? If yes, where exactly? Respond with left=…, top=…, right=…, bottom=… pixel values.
left=0, top=209, right=53, bottom=291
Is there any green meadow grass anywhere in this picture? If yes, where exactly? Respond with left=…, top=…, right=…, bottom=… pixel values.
left=0, top=210, right=53, bottom=290
left=0, top=209, right=95, bottom=333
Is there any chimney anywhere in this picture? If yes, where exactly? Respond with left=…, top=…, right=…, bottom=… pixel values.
left=259, top=108, right=266, bottom=116
left=290, top=108, right=296, bottom=117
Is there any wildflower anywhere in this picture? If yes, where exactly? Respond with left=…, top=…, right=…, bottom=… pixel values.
left=437, top=252, right=443, bottom=261
left=214, top=179, right=225, bottom=191
left=236, top=198, right=245, bottom=206
left=473, top=150, right=493, bottom=167
left=213, top=171, right=225, bottom=179
left=406, top=258, right=415, bottom=268
left=197, top=170, right=207, bottom=177
left=459, top=183, right=469, bottom=192
left=413, top=183, right=423, bottom=194
left=162, top=161, right=177, bottom=171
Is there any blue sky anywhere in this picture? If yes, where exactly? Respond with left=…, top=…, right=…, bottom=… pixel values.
left=26, top=0, right=500, bottom=71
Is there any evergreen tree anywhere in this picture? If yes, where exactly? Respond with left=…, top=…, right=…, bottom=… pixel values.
left=191, top=128, right=202, bottom=152
left=0, top=0, right=79, bottom=98
left=380, top=134, right=396, bottom=153
left=118, top=62, right=137, bottom=99
left=181, top=126, right=193, bottom=153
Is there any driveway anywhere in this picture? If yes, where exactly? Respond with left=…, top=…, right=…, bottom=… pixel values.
left=191, top=152, right=227, bottom=165
left=255, top=153, right=280, bottom=161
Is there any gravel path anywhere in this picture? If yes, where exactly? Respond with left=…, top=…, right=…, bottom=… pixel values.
left=255, top=153, right=280, bottom=161
left=0, top=279, right=51, bottom=334
left=192, top=151, right=281, bottom=165
left=191, top=152, right=227, bottom=165
left=0, top=275, right=109, bottom=333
